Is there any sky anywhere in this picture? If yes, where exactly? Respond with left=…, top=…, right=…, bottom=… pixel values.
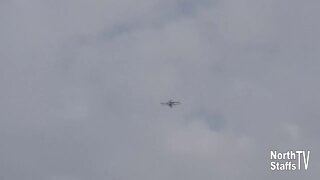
left=1, top=0, right=320, bottom=179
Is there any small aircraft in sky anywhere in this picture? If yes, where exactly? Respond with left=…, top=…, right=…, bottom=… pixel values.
left=161, top=100, right=181, bottom=108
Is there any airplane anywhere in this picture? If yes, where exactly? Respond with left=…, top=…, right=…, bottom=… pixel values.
left=161, top=100, right=181, bottom=108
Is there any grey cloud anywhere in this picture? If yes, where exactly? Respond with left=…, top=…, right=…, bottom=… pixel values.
left=186, top=110, right=225, bottom=131
left=1, top=0, right=320, bottom=180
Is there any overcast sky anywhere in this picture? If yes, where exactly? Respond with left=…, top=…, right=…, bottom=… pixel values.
left=1, top=0, right=320, bottom=180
